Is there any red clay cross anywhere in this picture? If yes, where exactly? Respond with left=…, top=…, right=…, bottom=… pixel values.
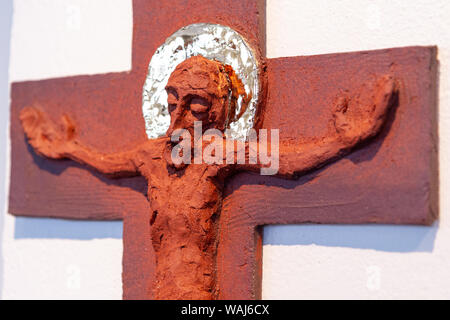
left=9, top=0, right=438, bottom=299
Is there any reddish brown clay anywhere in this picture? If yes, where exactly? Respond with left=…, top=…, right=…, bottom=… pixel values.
left=20, top=52, right=396, bottom=299
left=9, top=0, right=438, bottom=300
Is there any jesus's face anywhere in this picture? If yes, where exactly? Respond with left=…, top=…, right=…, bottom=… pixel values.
left=165, top=56, right=230, bottom=138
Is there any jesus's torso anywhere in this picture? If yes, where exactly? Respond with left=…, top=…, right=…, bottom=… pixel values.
left=136, top=138, right=227, bottom=299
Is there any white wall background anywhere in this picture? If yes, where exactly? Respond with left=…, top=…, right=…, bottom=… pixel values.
left=1, top=0, right=449, bottom=299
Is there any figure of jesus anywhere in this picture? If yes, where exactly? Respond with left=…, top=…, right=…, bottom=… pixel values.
left=20, top=55, right=396, bottom=300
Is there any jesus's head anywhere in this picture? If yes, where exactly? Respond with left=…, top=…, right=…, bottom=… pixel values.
left=165, top=55, right=247, bottom=137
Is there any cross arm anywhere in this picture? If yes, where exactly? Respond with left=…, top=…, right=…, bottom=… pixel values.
left=278, top=74, right=397, bottom=177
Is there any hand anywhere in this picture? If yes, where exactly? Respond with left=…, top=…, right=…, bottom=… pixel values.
left=332, top=75, right=397, bottom=146
left=20, top=106, right=76, bottom=159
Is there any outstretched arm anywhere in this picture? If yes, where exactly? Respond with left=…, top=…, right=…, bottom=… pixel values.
left=276, top=75, right=397, bottom=177
left=228, top=75, right=397, bottom=177
left=20, top=107, right=145, bottom=178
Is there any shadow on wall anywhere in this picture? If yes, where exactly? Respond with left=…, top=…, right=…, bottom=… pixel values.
left=14, top=215, right=438, bottom=250
left=0, top=0, right=13, bottom=300
left=263, top=222, right=438, bottom=253
left=14, top=218, right=123, bottom=240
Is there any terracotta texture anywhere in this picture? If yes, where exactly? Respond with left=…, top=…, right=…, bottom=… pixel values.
left=21, top=52, right=395, bottom=299
left=217, top=47, right=438, bottom=299
left=9, top=0, right=266, bottom=220
left=9, top=0, right=438, bottom=300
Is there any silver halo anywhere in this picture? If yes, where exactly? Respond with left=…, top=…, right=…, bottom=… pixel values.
left=142, top=23, right=260, bottom=140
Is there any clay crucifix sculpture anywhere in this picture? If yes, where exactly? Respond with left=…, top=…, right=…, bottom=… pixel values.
left=10, top=0, right=438, bottom=300
left=20, top=55, right=396, bottom=299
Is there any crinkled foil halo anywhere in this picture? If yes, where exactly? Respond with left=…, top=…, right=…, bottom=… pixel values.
left=142, top=23, right=260, bottom=141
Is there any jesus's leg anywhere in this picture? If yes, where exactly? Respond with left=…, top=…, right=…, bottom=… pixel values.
left=149, top=188, right=222, bottom=300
